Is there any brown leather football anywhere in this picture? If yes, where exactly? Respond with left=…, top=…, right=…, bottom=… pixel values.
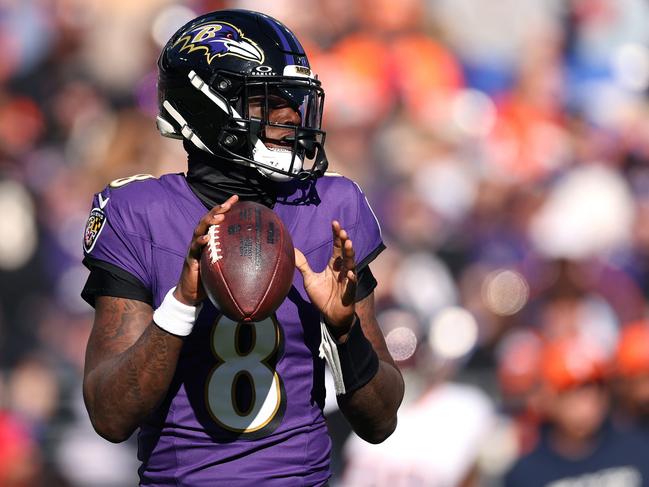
left=200, top=200, right=295, bottom=322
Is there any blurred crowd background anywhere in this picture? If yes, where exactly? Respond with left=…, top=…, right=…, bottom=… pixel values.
left=3, top=0, right=649, bottom=485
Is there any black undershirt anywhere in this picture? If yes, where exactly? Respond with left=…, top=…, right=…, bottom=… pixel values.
left=185, top=149, right=278, bottom=208
left=82, top=257, right=152, bottom=307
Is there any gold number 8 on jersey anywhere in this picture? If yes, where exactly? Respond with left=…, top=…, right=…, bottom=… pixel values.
left=205, top=314, right=285, bottom=436
left=109, top=174, right=154, bottom=188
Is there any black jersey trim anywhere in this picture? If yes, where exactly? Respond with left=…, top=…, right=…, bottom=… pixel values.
left=354, top=243, right=385, bottom=302
left=357, top=242, right=386, bottom=272
left=355, top=266, right=377, bottom=302
left=81, top=256, right=153, bottom=308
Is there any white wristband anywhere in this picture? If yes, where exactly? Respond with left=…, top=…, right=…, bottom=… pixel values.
left=153, top=287, right=202, bottom=337
left=319, top=316, right=346, bottom=395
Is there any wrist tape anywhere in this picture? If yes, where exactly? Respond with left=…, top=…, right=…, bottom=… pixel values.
left=153, top=287, right=202, bottom=337
left=319, top=315, right=380, bottom=396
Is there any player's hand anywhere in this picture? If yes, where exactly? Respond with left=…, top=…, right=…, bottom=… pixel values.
left=295, top=221, right=357, bottom=334
left=174, top=195, right=239, bottom=306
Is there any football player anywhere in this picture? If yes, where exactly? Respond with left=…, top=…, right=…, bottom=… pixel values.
left=80, top=9, right=404, bottom=486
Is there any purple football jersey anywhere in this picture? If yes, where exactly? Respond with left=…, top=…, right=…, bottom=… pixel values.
left=83, top=173, right=383, bottom=486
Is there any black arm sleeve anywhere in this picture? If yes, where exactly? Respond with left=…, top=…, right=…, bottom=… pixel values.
left=81, top=256, right=153, bottom=308
left=354, top=243, right=385, bottom=302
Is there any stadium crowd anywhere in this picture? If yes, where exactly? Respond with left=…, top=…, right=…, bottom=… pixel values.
left=3, top=0, right=649, bottom=485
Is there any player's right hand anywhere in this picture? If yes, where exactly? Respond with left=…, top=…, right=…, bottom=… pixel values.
left=174, top=195, right=239, bottom=306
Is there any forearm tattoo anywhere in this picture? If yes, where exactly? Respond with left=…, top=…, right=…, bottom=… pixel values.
left=85, top=297, right=184, bottom=437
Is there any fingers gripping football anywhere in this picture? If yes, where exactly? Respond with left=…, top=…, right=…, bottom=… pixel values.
left=187, top=195, right=239, bottom=260
left=174, top=195, right=238, bottom=305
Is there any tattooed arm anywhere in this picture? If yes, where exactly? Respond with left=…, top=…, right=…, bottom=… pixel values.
left=82, top=196, right=237, bottom=443
left=82, top=297, right=183, bottom=443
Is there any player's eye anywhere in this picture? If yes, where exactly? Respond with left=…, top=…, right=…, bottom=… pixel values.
left=248, top=98, right=263, bottom=118
left=268, top=98, right=289, bottom=109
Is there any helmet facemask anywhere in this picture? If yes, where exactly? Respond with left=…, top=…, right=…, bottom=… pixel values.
left=159, top=68, right=327, bottom=182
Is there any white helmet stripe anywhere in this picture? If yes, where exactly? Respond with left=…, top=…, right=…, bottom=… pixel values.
left=188, top=70, right=244, bottom=126
left=162, top=100, right=214, bottom=155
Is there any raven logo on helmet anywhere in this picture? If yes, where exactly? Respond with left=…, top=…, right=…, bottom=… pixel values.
left=173, top=22, right=265, bottom=65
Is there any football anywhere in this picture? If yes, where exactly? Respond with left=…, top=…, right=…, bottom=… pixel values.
left=200, top=200, right=295, bottom=322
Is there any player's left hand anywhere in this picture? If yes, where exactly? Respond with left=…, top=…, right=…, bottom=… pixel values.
left=295, top=221, right=357, bottom=334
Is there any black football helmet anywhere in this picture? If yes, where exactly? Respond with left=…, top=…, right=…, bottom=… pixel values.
left=157, top=9, right=328, bottom=181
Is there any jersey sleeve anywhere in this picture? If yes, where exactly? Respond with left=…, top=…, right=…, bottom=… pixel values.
left=81, top=187, right=153, bottom=305
left=347, top=182, right=385, bottom=272
left=345, top=182, right=384, bottom=301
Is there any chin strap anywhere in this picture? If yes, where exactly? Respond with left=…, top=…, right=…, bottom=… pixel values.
left=308, top=141, right=328, bottom=179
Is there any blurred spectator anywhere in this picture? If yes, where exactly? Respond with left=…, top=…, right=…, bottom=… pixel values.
left=6, top=356, right=59, bottom=435
left=613, top=320, right=649, bottom=428
left=496, top=329, right=544, bottom=457
left=341, top=348, right=495, bottom=487
left=505, top=337, right=649, bottom=487
left=0, top=411, right=39, bottom=487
